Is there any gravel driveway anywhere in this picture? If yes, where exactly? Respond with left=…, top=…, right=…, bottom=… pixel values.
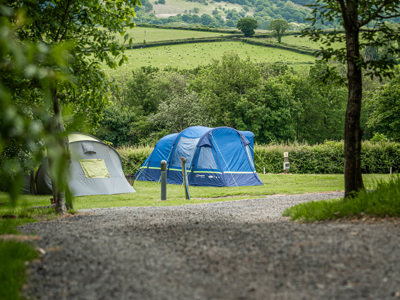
left=20, top=192, right=400, bottom=300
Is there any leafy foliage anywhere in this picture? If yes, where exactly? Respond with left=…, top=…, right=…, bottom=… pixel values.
left=136, top=0, right=312, bottom=30
left=0, top=5, right=72, bottom=204
left=365, top=72, right=400, bottom=142
left=118, top=141, right=400, bottom=175
left=237, top=17, right=258, bottom=37
left=304, top=1, right=400, bottom=79
left=268, top=19, right=290, bottom=43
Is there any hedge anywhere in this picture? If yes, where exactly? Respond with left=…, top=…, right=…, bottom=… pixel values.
left=117, top=141, right=400, bottom=176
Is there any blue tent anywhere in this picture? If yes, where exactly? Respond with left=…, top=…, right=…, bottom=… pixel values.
left=135, top=126, right=262, bottom=187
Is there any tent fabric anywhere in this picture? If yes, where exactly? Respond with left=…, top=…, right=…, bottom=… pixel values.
left=135, top=126, right=262, bottom=187
left=79, top=159, right=110, bottom=179
left=35, top=133, right=135, bottom=197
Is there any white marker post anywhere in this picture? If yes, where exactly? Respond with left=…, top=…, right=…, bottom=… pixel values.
left=283, top=152, right=290, bottom=174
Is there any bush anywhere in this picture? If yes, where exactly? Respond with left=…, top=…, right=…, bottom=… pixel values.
left=117, top=145, right=153, bottom=175
left=117, top=140, right=400, bottom=175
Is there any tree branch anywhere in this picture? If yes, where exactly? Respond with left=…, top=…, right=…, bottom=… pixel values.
left=336, top=0, right=349, bottom=29
left=54, top=0, right=72, bottom=42
left=360, top=0, right=399, bottom=26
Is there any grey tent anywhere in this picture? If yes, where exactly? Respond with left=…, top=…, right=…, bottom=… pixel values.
left=35, top=133, right=135, bottom=197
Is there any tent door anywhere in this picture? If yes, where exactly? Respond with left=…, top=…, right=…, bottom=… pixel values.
left=190, top=146, right=226, bottom=187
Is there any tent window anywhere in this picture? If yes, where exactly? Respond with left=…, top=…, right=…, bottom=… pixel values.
left=81, top=142, right=96, bottom=154
left=245, top=145, right=255, bottom=169
left=197, top=147, right=218, bottom=170
left=80, top=159, right=110, bottom=178
left=171, top=137, right=200, bottom=168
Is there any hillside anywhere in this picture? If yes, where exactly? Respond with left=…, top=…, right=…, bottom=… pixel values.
left=135, top=0, right=315, bottom=30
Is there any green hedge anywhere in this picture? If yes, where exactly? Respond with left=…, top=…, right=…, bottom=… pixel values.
left=117, top=145, right=153, bottom=176
left=117, top=141, right=400, bottom=175
left=241, top=38, right=316, bottom=56
left=127, top=36, right=240, bottom=50
left=136, top=24, right=241, bottom=34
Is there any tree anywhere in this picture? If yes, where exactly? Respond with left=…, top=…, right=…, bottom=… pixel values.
left=268, top=19, right=289, bottom=43
left=305, top=0, right=400, bottom=198
left=8, top=0, right=139, bottom=213
left=0, top=5, right=72, bottom=206
left=365, top=72, right=400, bottom=142
left=150, top=92, right=209, bottom=133
left=201, top=14, right=214, bottom=26
left=237, top=17, right=258, bottom=37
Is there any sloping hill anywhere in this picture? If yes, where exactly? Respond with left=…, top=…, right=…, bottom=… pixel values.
left=135, top=0, right=314, bottom=30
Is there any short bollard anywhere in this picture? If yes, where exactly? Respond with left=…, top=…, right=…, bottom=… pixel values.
left=161, top=160, right=167, bottom=201
left=181, top=157, right=190, bottom=200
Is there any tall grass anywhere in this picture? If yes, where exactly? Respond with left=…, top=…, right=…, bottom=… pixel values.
left=283, top=176, right=400, bottom=221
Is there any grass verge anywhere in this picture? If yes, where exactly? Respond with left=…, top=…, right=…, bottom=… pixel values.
left=0, top=208, right=69, bottom=300
left=283, top=176, right=400, bottom=222
left=0, top=238, right=38, bottom=300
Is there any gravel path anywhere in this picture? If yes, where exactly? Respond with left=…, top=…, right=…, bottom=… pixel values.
left=20, top=192, right=400, bottom=300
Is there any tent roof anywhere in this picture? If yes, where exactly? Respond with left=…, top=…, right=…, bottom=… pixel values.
left=68, top=133, right=101, bottom=143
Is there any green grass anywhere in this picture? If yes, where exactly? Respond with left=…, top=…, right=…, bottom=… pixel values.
left=277, top=35, right=344, bottom=51
left=0, top=174, right=391, bottom=211
left=105, top=41, right=316, bottom=79
left=0, top=240, right=38, bottom=300
left=0, top=206, right=67, bottom=300
left=117, top=26, right=234, bottom=44
left=283, top=175, right=400, bottom=222
left=0, top=217, right=38, bottom=300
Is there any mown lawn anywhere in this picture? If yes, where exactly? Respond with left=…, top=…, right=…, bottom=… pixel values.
left=105, top=41, right=316, bottom=79
left=0, top=174, right=391, bottom=212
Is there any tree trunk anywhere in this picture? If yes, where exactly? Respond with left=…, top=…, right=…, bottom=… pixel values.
left=343, top=4, right=364, bottom=198
left=50, top=86, right=69, bottom=214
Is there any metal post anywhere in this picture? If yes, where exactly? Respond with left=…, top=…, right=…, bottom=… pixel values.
left=181, top=157, right=190, bottom=200
left=390, top=166, right=393, bottom=175
left=161, top=160, right=167, bottom=201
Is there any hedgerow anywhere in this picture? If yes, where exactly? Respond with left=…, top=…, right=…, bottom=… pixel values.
left=117, top=141, right=400, bottom=175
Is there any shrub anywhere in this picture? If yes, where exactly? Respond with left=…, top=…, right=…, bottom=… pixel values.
left=117, top=140, right=400, bottom=175
left=117, top=145, right=153, bottom=175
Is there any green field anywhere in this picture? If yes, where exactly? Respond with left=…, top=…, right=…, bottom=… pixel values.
left=277, top=34, right=344, bottom=50
left=117, top=26, right=234, bottom=44
left=106, top=41, right=316, bottom=79
left=0, top=174, right=391, bottom=211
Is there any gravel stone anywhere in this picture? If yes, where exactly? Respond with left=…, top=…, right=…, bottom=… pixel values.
left=20, top=192, right=400, bottom=300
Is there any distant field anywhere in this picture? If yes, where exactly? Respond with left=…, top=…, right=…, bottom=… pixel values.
left=116, top=27, right=234, bottom=44
left=268, top=34, right=344, bottom=50
left=105, top=41, right=316, bottom=79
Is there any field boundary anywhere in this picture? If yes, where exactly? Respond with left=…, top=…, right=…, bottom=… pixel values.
left=126, top=35, right=318, bottom=57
